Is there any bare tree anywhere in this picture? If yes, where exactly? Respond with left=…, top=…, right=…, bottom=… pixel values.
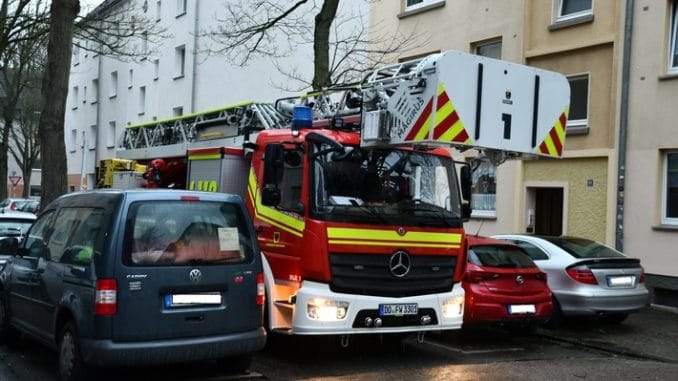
left=0, top=0, right=47, bottom=200
left=38, top=0, right=79, bottom=207
left=10, top=82, right=41, bottom=198
left=206, top=0, right=425, bottom=91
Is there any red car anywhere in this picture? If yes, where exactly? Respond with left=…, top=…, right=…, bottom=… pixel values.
left=463, top=236, right=553, bottom=328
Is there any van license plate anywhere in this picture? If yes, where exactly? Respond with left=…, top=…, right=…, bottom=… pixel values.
left=166, top=292, right=222, bottom=307
left=379, top=303, right=418, bottom=316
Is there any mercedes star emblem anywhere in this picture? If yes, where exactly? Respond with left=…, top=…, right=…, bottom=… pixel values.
left=389, top=250, right=411, bottom=278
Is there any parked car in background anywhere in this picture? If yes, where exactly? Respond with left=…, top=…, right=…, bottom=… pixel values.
left=0, top=198, right=32, bottom=213
left=0, top=190, right=266, bottom=381
left=462, top=236, right=552, bottom=329
left=0, top=210, right=37, bottom=264
left=492, top=235, right=649, bottom=325
left=16, top=199, right=40, bottom=215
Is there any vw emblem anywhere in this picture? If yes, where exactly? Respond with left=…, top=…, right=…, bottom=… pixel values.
left=389, top=250, right=411, bottom=278
left=515, top=275, right=524, bottom=285
left=189, top=269, right=202, bottom=284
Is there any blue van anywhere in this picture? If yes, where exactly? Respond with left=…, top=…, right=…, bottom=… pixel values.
left=0, top=190, right=266, bottom=381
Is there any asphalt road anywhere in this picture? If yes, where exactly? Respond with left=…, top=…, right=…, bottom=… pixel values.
left=1, top=307, right=677, bottom=380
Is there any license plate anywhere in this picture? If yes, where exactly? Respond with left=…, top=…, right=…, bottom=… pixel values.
left=607, top=275, right=635, bottom=287
left=508, top=304, right=536, bottom=314
left=379, top=303, right=418, bottom=316
left=165, top=292, right=222, bottom=307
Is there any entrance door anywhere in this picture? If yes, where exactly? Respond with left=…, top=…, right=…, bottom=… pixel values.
left=534, top=187, right=563, bottom=236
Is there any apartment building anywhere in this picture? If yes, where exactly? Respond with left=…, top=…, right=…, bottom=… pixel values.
left=623, top=0, right=678, bottom=306
left=64, top=0, right=316, bottom=190
left=372, top=0, right=677, bottom=306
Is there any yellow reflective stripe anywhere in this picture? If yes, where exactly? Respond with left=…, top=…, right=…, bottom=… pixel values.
left=414, top=114, right=432, bottom=141
left=248, top=169, right=305, bottom=237
left=329, top=239, right=460, bottom=249
left=188, top=153, right=222, bottom=161
left=327, top=227, right=462, bottom=244
left=544, top=137, right=557, bottom=157
left=434, top=101, right=453, bottom=125
left=437, top=121, right=464, bottom=142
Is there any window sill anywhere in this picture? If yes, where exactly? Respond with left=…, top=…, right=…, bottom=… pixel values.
left=173, top=74, right=185, bottom=80
left=659, top=72, right=678, bottom=81
left=398, top=1, right=445, bottom=19
left=566, top=126, right=589, bottom=136
left=652, top=224, right=678, bottom=232
left=176, top=11, right=186, bottom=18
left=109, top=94, right=117, bottom=99
left=548, top=13, right=594, bottom=31
left=471, top=211, right=497, bottom=220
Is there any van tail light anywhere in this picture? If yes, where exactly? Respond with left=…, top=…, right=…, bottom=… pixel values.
left=639, top=267, right=646, bottom=283
left=465, top=270, right=499, bottom=283
left=566, top=265, right=598, bottom=285
left=95, top=278, right=118, bottom=316
left=536, top=271, right=548, bottom=282
left=256, top=273, right=265, bottom=306
left=10, top=203, right=16, bottom=210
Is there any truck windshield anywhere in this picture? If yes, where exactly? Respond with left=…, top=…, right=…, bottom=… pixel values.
left=310, top=144, right=463, bottom=227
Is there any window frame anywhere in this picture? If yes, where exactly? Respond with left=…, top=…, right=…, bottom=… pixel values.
left=662, top=150, right=678, bottom=225
left=473, top=38, right=502, bottom=60
left=556, top=0, right=593, bottom=22
left=110, top=71, right=118, bottom=98
left=174, top=45, right=186, bottom=79
left=138, top=86, right=146, bottom=115
left=107, top=121, right=116, bottom=148
left=565, top=73, right=590, bottom=132
left=670, top=0, right=678, bottom=74
left=470, top=157, right=497, bottom=219
left=403, top=0, right=445, bottom=12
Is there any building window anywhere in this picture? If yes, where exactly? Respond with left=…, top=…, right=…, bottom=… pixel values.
left=557, top=0, right=592, bottom=21
left=470, top=158, right=496, bottom=218
left=662, top=151, right=678, bottom=225
left=473, top=38, right=502, bottom=59
left=128, top=69, right=134, bottom=88
left=141, top=32, right=148, bottom=57
left=670, top=0, right=678, bottom=73
left=88, top=125, right=97, bottom=150
left=176, top=0, right=186, bottom=16
left=173, top=106, right=183, bottom=116
left=156, top=0, right=162, bottom=21
left=71, top=86, right=79, bottom=109
left=174, top=45, right=186, bottom=78
left=92, top=79, right=99, bottom=103
left=110, top=71, right=118, bottom=98
left=154, top=59, right=160, bottom=80
left=566, top=74, right=589, bottom=131
left=72, top=44, right=80, bottom=66
left=70, top=129, right=77, bottom=152
left=82, top=86, right=87, bottom=104
left=404, top=0, right=444, bottom=12
left=107, top=121, right=116, bottom=148
left=139, top=86, right=146, bottom=115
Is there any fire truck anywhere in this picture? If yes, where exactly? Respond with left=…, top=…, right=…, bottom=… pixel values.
left=108, top=51, right=570, bottom=342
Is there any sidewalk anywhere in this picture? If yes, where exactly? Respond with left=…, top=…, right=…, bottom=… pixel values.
left=537, top=306, right=678, bottom=363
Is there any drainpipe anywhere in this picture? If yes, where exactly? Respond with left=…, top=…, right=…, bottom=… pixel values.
left=616, top=0, right=634, bottom=251
left=190, top=0, right=200, bottom=113
left=94, top=50, right=102, bottom=189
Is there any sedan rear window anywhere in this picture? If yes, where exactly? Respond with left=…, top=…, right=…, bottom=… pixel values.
left=125, top=201, right=253, bottom=266
left=468, top=245, right=537, bottom=268
left=543, top=237, right=625, bottom=259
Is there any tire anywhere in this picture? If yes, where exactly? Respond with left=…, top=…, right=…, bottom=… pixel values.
left=601, top=313, right=628, bottom=324
left=0, top=297, right=18, bottom=343
left=216, top=353, right=253, bottom=374
left=58, top=321, right=89, bottom=381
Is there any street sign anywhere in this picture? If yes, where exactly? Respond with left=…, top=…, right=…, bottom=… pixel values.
left=8, top=176, right=21, bottom=186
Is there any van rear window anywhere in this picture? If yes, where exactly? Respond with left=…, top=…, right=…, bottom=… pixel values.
left=124, top=201, right=253, bottom=266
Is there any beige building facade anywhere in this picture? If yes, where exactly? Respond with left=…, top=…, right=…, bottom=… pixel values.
left=371, top=0, right=678, bottom=306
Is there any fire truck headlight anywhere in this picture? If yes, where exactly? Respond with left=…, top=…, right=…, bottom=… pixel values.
left=442, top=296, right=464, bottom=318
left=307, top=298, right=349, bottom=321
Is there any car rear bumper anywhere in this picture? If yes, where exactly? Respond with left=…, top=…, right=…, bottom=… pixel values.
left=80, top=327, right=266, bottom=367
left=557, top=288, right=650, bottom=315
left=463, top=298, right=553, bottom=324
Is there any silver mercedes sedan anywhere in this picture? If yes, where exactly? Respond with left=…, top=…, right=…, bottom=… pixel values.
left=491, top=235, right=649, bottom=325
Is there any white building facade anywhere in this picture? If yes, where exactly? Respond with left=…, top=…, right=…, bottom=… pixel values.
left=65, top=0, right=326, bottom=190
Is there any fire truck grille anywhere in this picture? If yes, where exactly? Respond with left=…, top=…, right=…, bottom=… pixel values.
left=329, top=253, right=456, bottom=297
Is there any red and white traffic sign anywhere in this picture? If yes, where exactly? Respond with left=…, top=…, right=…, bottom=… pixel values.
left=8, top=176, right=21, bottom=186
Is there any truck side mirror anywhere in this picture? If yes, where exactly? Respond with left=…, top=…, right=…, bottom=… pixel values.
left=460, top=165, right=472, bottom=202
left=261, top=186, right=281, bottom=206
left=263, top=144, right=284, bottom=185
left=462, top=202, right=471, bottom=221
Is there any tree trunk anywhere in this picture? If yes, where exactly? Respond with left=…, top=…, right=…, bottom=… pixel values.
left=0, top=120, right=9, bottom=200
left=22, top=170, right=32, bottom=198
left=38, top=0, right=79, bottom=207
left=311, top=0, right=340, bottom=91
